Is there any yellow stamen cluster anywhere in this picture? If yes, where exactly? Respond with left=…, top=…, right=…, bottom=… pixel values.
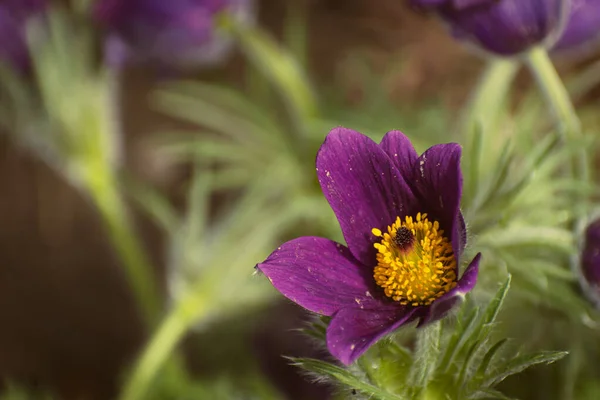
left=372, top=213, right=457, bottom=306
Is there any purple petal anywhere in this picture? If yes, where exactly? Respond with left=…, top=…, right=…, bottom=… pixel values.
left=256, top=236, right=380, bottom=316
left=0, top=8, right=29, bottom=70
left=452, top=252, right=481, bottom=294
left=553, top=0, right=600, bottom=55
left=410, top=143, right=464, bottom=257
left=326, top=306, right=419, bottom=365
left=379, top=130, right=419, bottom=181
left=436, top=0, right=569, bottom=56
left=103, top=35, right=131, bottom=68
left=418, top=253, right=481, bottom=326
left=0, top=0, right=47, bottom=72
left=316, top=127, right=418, bottom=266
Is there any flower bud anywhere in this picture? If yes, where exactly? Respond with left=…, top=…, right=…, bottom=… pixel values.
left=553, top=0, right=600, bottom=56
left=94, top=0, right=255, bottom=68
left=411, top=0, right=570, bottom=56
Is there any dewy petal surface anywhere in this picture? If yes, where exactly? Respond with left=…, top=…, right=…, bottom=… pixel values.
left=554, top=0, right=600, bottom=53
left=410, top=143, right=464, bottom=256
left=437, top=0, right=569, bottom=56
left=417, top=253, right=481, bottom=326
left=326, top=306, right=419, bottom=365
left=317, top=127, right=418, bottom=266
left=256, top=237, right=378, bottom=316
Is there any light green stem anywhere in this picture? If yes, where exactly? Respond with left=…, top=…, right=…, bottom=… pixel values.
left=118, top=291, right=206, bottom=400
left=460, top=58, right=519, bottom=209
left=526, top=53, right=589, bottom=398
left=524, top=46, right=589, bottom=182
left=82, top=66, right=161, bottom=329
left=85, top=166, right=161, bottom=328
left=219, top=13, right=317, bottom=139
left=459, top=58, right=520, bottom=136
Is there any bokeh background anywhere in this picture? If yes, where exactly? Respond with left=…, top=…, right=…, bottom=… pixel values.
left=1, top=1, right=600, bottom=399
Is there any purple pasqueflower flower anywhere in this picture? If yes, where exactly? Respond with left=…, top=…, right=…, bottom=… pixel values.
left=0, top=0, right=46, bottom=71
left=553, top=0, right=600, bottom=55
left=410, top=0, right=570, bottom=56
left=256, top=128, right=481, bottom=365
left=94, top=0, right=254, bottom=68
left=579, top=218, right=600, bottom=306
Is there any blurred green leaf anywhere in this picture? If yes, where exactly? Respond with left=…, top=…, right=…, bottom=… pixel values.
left=124, top=175, right=179, bottom=235
left=483, top=351, right=568, bottom=387
left=475, top=338, right=510, bottom=379
left=224, top=18, right=318, bottom=130
left=283, top=1, right=308, bottom=67
left=478, top=226, right=573, bottom=255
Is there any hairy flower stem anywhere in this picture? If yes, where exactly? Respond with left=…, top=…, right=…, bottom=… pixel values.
left=524, top=47, right=590, bottom=183
left=460, top=58, right=519, bottom=208
left=459, top=58, right=520, bottom=136
left=221, top=13, right=317, bottom=144
left=78, top=65, right=161, bottom=329
left=84, top=166, right=161, bottom=327
left=119, top=288, right=208, bottom=400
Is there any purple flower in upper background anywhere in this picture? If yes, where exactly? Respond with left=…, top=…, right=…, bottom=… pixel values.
left=410, top=0, right=569, bottom=56
left=579, top=218, right=600, bottom=306
left=553, top=0, right=600, bottom=56
left=94, top=0, right=255, bottom=68
left=0, top=0, right=46, bottom=71
left=256, top=127, right=481, bottom=365
left=411, top=0, right=600, bottom=57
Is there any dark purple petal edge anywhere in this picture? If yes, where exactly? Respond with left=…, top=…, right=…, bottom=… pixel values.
left=256, top=236, right=378, bottom=316
left=326, top=305, right=419, bottom=365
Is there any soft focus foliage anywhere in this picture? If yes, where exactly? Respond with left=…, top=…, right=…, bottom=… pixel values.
left=0, top=1, right=600, bottom=400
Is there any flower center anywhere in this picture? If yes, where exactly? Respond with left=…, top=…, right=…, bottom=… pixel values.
left=371, top=213, right=457, bottom=306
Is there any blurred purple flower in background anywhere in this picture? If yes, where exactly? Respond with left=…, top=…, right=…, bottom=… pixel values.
left=256, top=128, right=481, bottom=365
left=579, top=219, right=600, bottom=306
left=411, top=0, right=600, bottom=57
left=553, top=0, right=600, bottom=55
left=0, top=0, right=46, bottom=71
left=94, top=0, right=255, bottom=68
